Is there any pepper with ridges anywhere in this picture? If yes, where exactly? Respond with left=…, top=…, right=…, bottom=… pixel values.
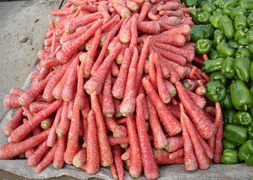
left=223, top=110, right=236, bottom=124
left=205, top=81, right=226, bottom=102
left=221, top=57, right=235, bottom=79
left=235, top=48, right=251, bottom=59
left=221, top=149, right=239, bottom=164
left=233, top=111, right=252, bottom=126
left=223, top=139, right=237, bottom=150
left=219, top=15, right=235, bottom=39
left=216, top=42, right=235, bottom=58
left=210, top=71, right=226, bottom=85
left=196, top=39, right=212, bottom=54
left=235, top=26, right=248, bottom=42
left=234, top=57, right=251, bottom=82
left=198, top=11, right=211, bottom=24
left=202, top=57, right=224, bottom=73
left=220, top=94, right=233, bottom=110
left=238, top=139, right=253, bottom=166
left=223, top=124, right=248, bottom=144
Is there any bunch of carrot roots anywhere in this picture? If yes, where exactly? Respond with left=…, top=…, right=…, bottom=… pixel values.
left=1, top=0, right=223, bottom=179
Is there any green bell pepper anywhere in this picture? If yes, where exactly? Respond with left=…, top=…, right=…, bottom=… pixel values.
left=196, top=39, right=212, bottom=54
left=247, top=29, right=253, bottom=44
left=249, top=44, right=253, bottom=53
left=250, top=62, right=253, bottom=82
left=221, top=149, right=239, bottom=164
left=223, top=139, right=238, bottom=150
left=228, top=39, right=238, bottom=49
left=223, top=110, right=236, bottom=124
left=209, top=49, right=219, bottom=59
left=216, top=42, right=235, bottom=57
left=233, top=111, right=252, bottom=126
left=214, top=0, right=229, bottom=9
left=202, top=2, right=216, bottom=12
left=235, top=48, right=251, bottom=58
left=202, top=58, right=224, bottom=73
left=247, top=122, right=253, bottom=138
left=223, top=124, right=248, bottom=144
left=238, top=139, right=253, bottom=165
left=213, top=8, right=223, bottom=15
left=223, top=6, right=233, bottom=16
left=235, top=26, right=248, bottom=42
left=190, top=8, right=202, bottom=24
left=238, top=38, right=249, bottom=47
left=239, top=0, right=253, bottom=10
left=209, top=14, right=222, bottom=28
left=220, top=94, right=233, bottom=110
left=250, top=86, right=253, bottom=95
left=185, top=0, right=197, bottom=7
left=210, top=71, right=226, bottom=85
left=198, top=11, right=211, bottom=24
left=234, top=15, right=247, bottom=30
left=234, top=57, right=251, bottom=82
left=230, top=7, right=247, bottom=20
left=224, top=0, right=237, bottom=8
left=198, top=24, right=214, bottom=39
left=221, top=57, right=235, bottom=79
left=190, top=25, right=204, bottom=42
left=247, top=12, right=253, bottom=27
left=205, top=81, right=226, bottom=102
left=213, top=29, right=227, bottom=48
left=219, top=15, right=235, bottom=39
left=230, top=79, right=253, bottom=111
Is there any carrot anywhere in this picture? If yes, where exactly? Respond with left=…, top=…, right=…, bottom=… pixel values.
left=109, top=163, right=118, bottom=180
left=29, top=71, right=39, bottom=82
left=3, top=108, right=23, bottom=136
left=108, top=136, right=129, bottom=146
left=144, top=59, right=149, bottom=74
left=38, top=50, right=50, bottom=60
left=10, top=88, right=24, bottom=96
left=8, top=100, right=62, bottom=143
left=56, top=101, right=70, bottom=137
left=113, top=2, right=131, bottom=18
left=64, top=98, right=80, bottom=164
left=41, top=117, right=54, bottom=130
left=35, top=143, right=57, bottom=173
left=142, top=78, right=181, bottom=136
left=138, top=2, right=152, bottom=21
left=62, top=52, right=82, bottom=102
left=29, top=101, right=50, bottom=114
left=112, top=48, right=131, bottom=99
left=136, top=94, right=159, bottom=180
left=60, top=26, right=89, bottom=44
left=126, top=0, right=139, bottom=11
left=113, top=145, right=125, bottom=180
left=116, top=43, right=127, bottom=64
left=84, top=27, right=102, bottom=78
left=148, top=3, right=159, bottom=21
left=213, top=119, right=223, bottom=164
left=80, top=110, right=100, bottom=174
left=190, top=66, right=197, bottom=80
left=167, top=103, right=180, bottom=120
left=119, top=17, right=132, bottom=43
left=176, top=81, right=216, bottom=140
left=27, top=139, right=50, bottom=166
left=155, top=55, right=171, bottom=104
left=163, top=79, right=177, bottom=98
left=108, top=36, right=121, bottom=54
left=182, top=79, right=199, bottom=91
left=187, top=89, right=206, bottom=110
left=102, top=71, right=115, bottom=117
left=44, top=36, right=61, bottom=47
left=0, top=128, right=50, bottom=159
left=196, top=86, right=207, bottom=96
left=73, top=148, right=87, bottom=168
left=91, top=93, right=113, bottom=167
left=146, top=97, right=168, bottom=149
left=151, top=34, right=185, bottom=47
left=106, top=116, right=128, bottom=138
left=111, top=61, right=120, bottom=77
left=77, top=62, right=88, bottom=110
left=84, top=42, right=122, bottom=95
left=157, top=2, right=180, bottom=11
left=3, top=95, right=21, bottom=109
left=165, top=135, right=184, bottom=153
left=121, top=147, right=130, bottom=161
left=126, top=115, right=142, bottom=178
left=137, top=21, right=161, bottom=35
left=102, top=14, right=120, bottom=32
left=56, top=19, right=103, bottom=64
left=169, top=148, right=184, bottom=160
left=120, top=47, right=138, bottom=116
left=153, top=149, right=184, bottom=165
left=113, top=98, right=122, bottom=118
left=151, top=41, right=194, bottom=62
left=148, top=52, right=157, bottom=90
left=159, top=10, right=183, bottom=17
left=51, top=7, right=74, bottom=16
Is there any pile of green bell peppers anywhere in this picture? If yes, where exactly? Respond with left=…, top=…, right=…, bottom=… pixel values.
left=188, top=0, right=253, bottom=166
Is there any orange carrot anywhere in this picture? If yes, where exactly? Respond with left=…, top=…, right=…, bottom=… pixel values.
left=8, top=100, right=62, bottom=143
left=138, top=2, right=151, bottom=21
left=111, top=61, right=119, bottom=77
left=137, top=21, right=161, bottom=35
left=126, top=115, right=142, bottom=178
left=3, top=95, right=22, bottom=109
left=3, top=108, right=23, bottom=136
left=187, top=89, right=206, bottom=110
left=84, top=26, right=102, bottom=78
left=144, top=59, right=149, bottom=74
left=148, top=3, right=159, bottom=21
left=73, top=148, right=87, bottom=168
left=163, top=79, right=177, bottom=98
left=119, top=16, right=132, bottom=43
left=153, top=149, right=184, bottom=165
left=157, top=2, right=180, bottom=11
left=60, top=25, right=89, bottom=44
left=0, top=128, right=50, bottom=159
left=146, top=97, right=168, bottom=149
left=80, top=110, right=100, bottom=174
left=91, top=93, right=113, bottom=167
left=138, top=85, right=149, bottom=120
left=114, top=98, right=122, bottom=118
left=112, top=48, right=131, bottom=99
left=176, top=81, right=216, bottom=140
left=47, top=106, right=63, bottom=147
left=120, top=47, right=139, bottom=116
left=41, top=117, right=54, bottom=130
left=136, top=94, right=159, bottom=180
left=56, top=101, right=70, bottom=137
left=169, top=148, right=184, bottom=160
left=151, top=34, right=185, bottom=47
left=27, top=139, right=50, bottom=166
left=10, top=88, right=24, bottom=96
left=159, top=10, right=183, bottom=17
left=35, top=143, right=57, bottom=173
left=142, top=78, right=181, bottom=136
left=84, top=42, right=122, bottom=95
left=98, top=4, right=110, bottom=24
left=166, top=135, right=184, bottom=152
left=102, top=14, right=120, bottom=32
left=64, top=98, right=80, bottom=164
left=51, top=7, right=74, bottom=16
left=149, top=52, right=157, bottom=90
left=113, top=2, right=131, bottom=18
left=38, top=50, right=50, bottom=60
left=113, top=145, right=125, bottom=180
left=126, top=0, right=139, bottom=11
left=121, top=147, right=130, bottom=161
left=103, top=71, right=115, bottom=117
left=53, top=134, right=66, bottom=169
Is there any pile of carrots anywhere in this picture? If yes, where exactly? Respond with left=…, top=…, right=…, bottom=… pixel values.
left=1, top=0, right=223, bottom=179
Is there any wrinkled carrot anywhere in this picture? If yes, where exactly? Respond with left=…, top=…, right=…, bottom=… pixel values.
left=136, top=94, right=159, bottom=180
left=153, top=148, right=184, bottom=165
left=151, top=34, right=185, bottom=47
left=148, top=3, right=159, bottom=21
left=3, top=108, right=23, bottom=136
left=126, top=115, right=142, bottom=178
left=51, top=7, right=74, bottom=16
left=56, top=101, right=70, bottom=137
left=169, top=148, right=184, bottom=160
left=121, top=147, right=130, bottom=161
left=142, top=78, right=181, bottom=136
left=10, top=88, right=24, bottom=96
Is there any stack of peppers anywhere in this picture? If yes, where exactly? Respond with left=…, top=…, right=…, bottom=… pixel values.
left=187, top=0, right=253, bottom=165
